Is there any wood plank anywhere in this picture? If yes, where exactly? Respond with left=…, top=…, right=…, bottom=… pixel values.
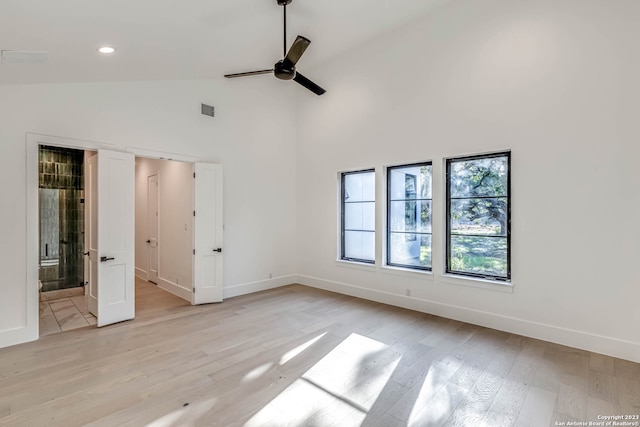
left=515, top=386, right=557, bottom=427
left=0, top=283, right=637, bottom=427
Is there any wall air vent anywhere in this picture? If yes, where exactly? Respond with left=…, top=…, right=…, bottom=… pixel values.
left=201, top=104, right=215, bottom=118
left=1, top=50, right=48, bottom=64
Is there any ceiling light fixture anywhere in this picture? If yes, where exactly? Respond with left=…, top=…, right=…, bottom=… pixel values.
left=97, top=46, right=116, bottom=54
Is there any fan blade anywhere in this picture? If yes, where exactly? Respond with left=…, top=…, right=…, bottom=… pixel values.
left=293, top=72, right=326, bottom=95
left=224, top=69, right=273, bottom=78
left=283, top=36, right=311, bottom=67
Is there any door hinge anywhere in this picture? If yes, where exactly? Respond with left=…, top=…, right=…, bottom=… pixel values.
left=193, top=287, right=196, bottom=293
left=193, top=211, right=196, bottom=216
left=193, top=249, right=196, bottom=255
left=193, top=172, right=196, bottom=178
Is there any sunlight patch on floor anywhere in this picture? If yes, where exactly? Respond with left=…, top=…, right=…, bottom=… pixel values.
left=407, top=356, right=464, bottom=426
left=279, top=332, right=327, bottom=365
left=242, top=362, right=273, bottom=383
left=245, top=333, right=402, bottom=426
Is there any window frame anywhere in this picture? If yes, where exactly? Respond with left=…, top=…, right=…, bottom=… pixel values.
left=445, top=152, right=511, bottom=281
left=386, top=161, right=433, bottom=272
left=340, top=168, right=376, bottom=264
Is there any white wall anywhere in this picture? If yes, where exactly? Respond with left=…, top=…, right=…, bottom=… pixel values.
left=2, top=0, right=639, bottom=364
left=295, top=0, right=640, bottom=361
left=135, top=157, right=194, bottom=299
left=0, top=78, right=299, bottom=348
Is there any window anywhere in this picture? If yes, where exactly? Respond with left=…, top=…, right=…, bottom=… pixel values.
left=341, top=169, right=375, bottom=263
left=387, top=163, right=432, bottom=270
left=446, top=152, right=510, bottom=280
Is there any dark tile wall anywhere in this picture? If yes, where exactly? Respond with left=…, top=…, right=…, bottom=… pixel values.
left=39, top=146, right=85, bottom=292
left=39, top=146, right=84, bottom=189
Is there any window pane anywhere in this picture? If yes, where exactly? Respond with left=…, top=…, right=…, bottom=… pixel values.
left=361, top=171, right=376, bottom=201
left=449, top=235, right=507, bottom=277
left=387, top=163, right=432, bottom=271
left=449, top=157, right=508, bottom=198
left=389, top=200, right=432, bottom=233
left=344, top=172, right=375, bottom=202
left=344, top=231, right=375, bottom=261
left=389, top=165, right=432, bottom=200
left=342, top=169, right=375, bottom=263
left=389, top=233, right=431, bottom=268
left=450, top=198, right=507, bottom=236
left=345, top=202, right=375, bottom=231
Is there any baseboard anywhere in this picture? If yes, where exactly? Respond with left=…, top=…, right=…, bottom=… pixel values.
left=223, top=275, right=298, bottom=299
left=0, top=325, right=38, bottom=350
left=296, top=275, right=640, bottom=363
left=157, top=277, right=192, bottom=302
left=135, top=267, right=148, bottom=280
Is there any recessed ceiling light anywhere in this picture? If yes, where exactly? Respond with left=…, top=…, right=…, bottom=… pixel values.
left=97, top=46, right=116, bottom=54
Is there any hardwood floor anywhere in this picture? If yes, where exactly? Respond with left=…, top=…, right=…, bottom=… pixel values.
left=1, top=284, right=639, bottom=426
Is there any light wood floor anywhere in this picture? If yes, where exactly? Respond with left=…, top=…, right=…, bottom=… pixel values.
left=2, top=284, right=639, bottom=426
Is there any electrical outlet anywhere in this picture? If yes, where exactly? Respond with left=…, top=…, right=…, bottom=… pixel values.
left=405, top=288, right=411, bottom=297
left=269, top=273, right=273, bottom=279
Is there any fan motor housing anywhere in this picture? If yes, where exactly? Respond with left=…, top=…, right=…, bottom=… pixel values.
left=274, top=60, right=295, bottom=80
left=277, top=0, right=292, bottom=5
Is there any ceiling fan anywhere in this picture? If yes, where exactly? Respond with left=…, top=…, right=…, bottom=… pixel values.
left=224, top=0, right=326, bottom=96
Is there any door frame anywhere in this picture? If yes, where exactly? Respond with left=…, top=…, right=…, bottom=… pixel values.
left=26, top=133, right=201, bottom=338
left=147, top=173, right=159, bottom=284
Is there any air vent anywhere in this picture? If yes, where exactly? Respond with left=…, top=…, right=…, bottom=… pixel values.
left=1, top=50, right=48, bottom=64
left=201, top=104, right=215, bottom=118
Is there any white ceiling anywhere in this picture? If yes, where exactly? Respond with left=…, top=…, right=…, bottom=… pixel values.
left=0, top=0, right=447, bottom=85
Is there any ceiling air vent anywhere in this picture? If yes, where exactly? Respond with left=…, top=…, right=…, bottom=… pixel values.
left=1, top=50, right=49, bottom=64
left=201, top=103, right=215, bottom=118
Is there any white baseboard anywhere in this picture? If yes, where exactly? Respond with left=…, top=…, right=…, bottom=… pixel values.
left=296, top=275, right=640, bottom=363
left=0, top=325, right=38, bottom=350
left=223, top=275, right=298, bottom=299
left=157, top=277, right=192, bottom=302
left=135, top=267, right=148, bottom=280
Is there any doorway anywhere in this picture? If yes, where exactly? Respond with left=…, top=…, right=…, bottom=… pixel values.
left=38, top=146, right=85, bottom=293
left=28, top=134, right=224, bottom=338
left=38, top=146, right=96, bottom=335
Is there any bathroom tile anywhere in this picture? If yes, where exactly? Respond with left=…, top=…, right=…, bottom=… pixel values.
left=70, top=295, right=90, bottom=316
left=50, top=299, right=90, bottom=331
left=39, top=302, right=62, bottom=336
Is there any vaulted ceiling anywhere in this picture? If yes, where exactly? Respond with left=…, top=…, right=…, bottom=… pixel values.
left=0, top=0, right=448, bottom=85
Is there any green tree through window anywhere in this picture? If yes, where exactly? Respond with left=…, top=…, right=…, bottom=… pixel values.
left=447, top=153, right=510, bottom=280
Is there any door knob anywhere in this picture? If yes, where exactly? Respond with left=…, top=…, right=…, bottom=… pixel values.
left=100, top=256, right=115, bottom=262
left=146, top=240, right=151, bottom=244
left=83, top=251, right=90, bottom=256
left=213, top=248, right=222, bottom=253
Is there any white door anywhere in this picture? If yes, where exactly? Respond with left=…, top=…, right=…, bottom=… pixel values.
left=147, top=174, right=159, bottom=284
left=94, top=149, right=135, bottom=327
left=86, top=154, right=98, bottom=317
left=192, top=163, right=223, bottom=304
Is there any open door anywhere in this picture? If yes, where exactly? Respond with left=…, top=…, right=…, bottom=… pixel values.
left=86, top=154, right=98, bottom=317
left=193, top=163, right=223, bottom=304
left=86, top=149, right=135, bottom=326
